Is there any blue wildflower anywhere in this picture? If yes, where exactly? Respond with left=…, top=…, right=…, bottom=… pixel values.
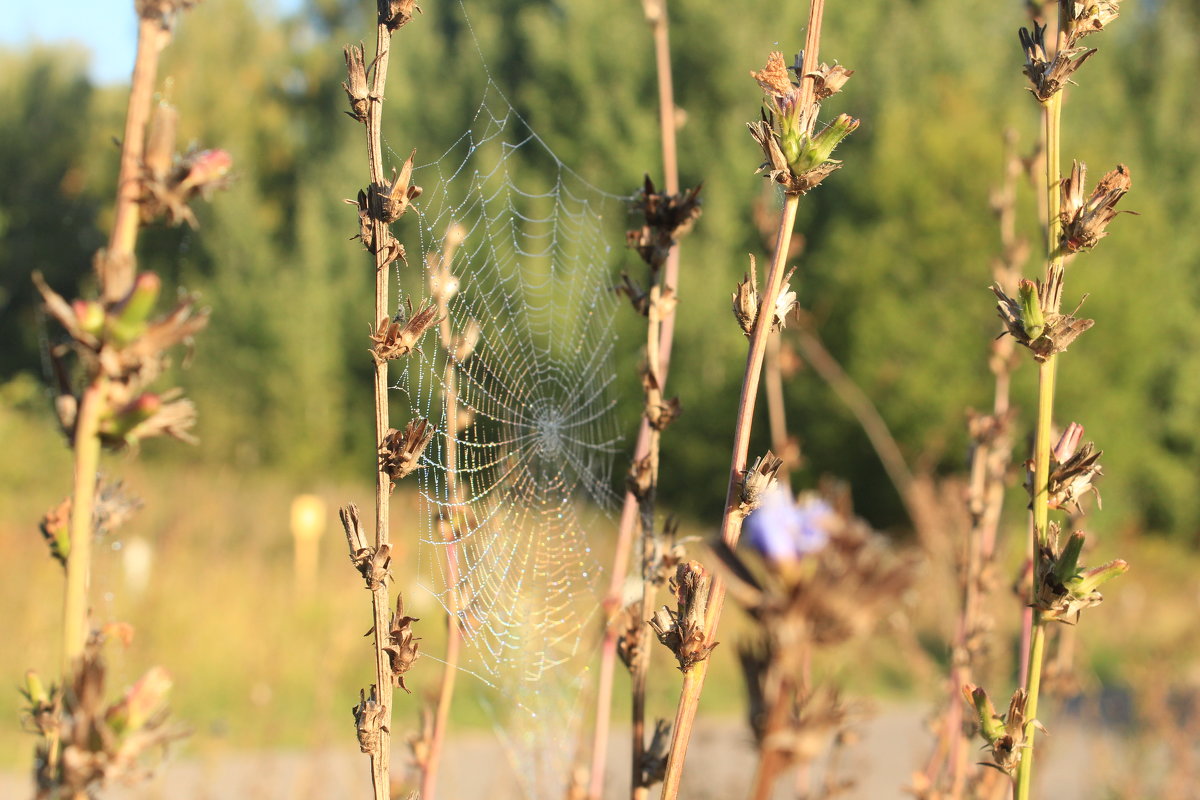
left=743, top=488, right=831, bottom=564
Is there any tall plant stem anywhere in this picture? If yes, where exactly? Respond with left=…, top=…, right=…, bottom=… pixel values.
left=363, top=18, right=396, bottom=800
left=631, top=285, right=667, bottom=800
left=61, top=382, right=104, bottom=670
left=104, top=18, right=168, bottom=300
left=1014, top=64, right=1064, bottom=797
left=64, top=15, right=170, bottom=669
left=660, top=6, right=825, bottom=792
left=588, top=2, right=681, bottom=797
left=659, top=191, right=802, bottom=800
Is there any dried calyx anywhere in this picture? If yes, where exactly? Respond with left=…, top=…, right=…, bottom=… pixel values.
left=649, top=561, right=719, bottom=672
left=378, top=418, right=434, bottom=488
left=1034, top=523, right=1128, bottom=623
left=1045, top=422, right=1103, bottom=513
left=963, top=684, right=1038, bottom=775
left=992, top=275, right=1093, bottom=362
left=1060, top=161, right=1135, bottom=253
left=369, top=300, right=440, bottom=362
left=1020, top=2, right=1121, bottom=102
left=626, top=175, right=703, bottom=271
left=732, top=255, right=797, bottom=336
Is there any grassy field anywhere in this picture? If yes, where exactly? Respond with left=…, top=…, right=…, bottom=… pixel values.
left=4, top=380, right=1198, bottom=776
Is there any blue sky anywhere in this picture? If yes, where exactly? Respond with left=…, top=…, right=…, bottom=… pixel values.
left=0, top=0, right=300, bottom=85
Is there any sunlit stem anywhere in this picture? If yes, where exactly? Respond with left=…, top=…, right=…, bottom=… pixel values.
left=1015, top=70, right=1064, bottom=800
left=62, top=381, right=105, bottom=671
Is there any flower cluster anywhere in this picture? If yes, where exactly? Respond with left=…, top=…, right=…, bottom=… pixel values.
left=23, top=634, right=183, bottom=796
left=1020, top=2, right=1121, bottom=102
left=35, top=267, right=209, bottom=450
left=747, top=52, right=859, bottom=195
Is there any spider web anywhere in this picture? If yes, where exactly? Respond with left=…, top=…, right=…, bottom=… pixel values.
left=390, top=77, right=626, bottom=686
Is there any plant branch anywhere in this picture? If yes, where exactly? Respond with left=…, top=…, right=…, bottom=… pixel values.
left=104, top=17, right=169, bottom=301
left=589, top=2, right=683, bottom=797
left=659, top=191, right=802, bottom=799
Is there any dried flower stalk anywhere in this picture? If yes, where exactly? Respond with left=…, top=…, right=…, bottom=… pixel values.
left=338, top=4, right=422, bottom=799
left=658, top=1, right=858, bottom=795
left=587, top=3, right=690, bottom=797
left=964, top=5, right=1131, bottom=798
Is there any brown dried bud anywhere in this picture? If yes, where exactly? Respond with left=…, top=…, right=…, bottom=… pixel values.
left=347, top=190, right=407, bottom=266
left=627, top=454, right=654, bottom=501
left=379, top=418, right=434, bottom=487
left=641, top=368, right=680, bottom=431
left=739, top=451, right=784, bottom=512
left=1020, top=23, right=1096, bottom=103
left=342, top=503, right=393, bottom=589
left=383, top=594, right=420, bottom=691
left=136, top=0, right=199, bottom=22
left=649, top=561, right=718, bottom=672
left=373, top=150, right=422, bottom=223
left=370, top=300, right=440, bottom=362
left=626, top=175, right=703, bottom=270
left=732, top=259, right=760, bottom=336
left=804, top=60, right=855, bottom=99
left=1066, top=1, right=1120, bottom=42
left=1060, top=161, right=1134, bottom=253
left=342, top=45, right=370, bottom=123
left=379, top=0, right=421, bottom=31
left=352, top=685, right=388, bottom=755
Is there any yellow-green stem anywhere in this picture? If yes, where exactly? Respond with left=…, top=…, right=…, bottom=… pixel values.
left=1016, top=616, right=1047, bottom=800
left=62, top=380, right=105, bottom=671
left=1015, top=80, right=1064, bottom=800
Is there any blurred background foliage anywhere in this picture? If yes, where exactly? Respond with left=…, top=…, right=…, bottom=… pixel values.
left=2, top=0, right=1199, bottom=542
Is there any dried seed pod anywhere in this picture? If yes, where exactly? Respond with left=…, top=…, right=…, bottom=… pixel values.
left=372, top=150, right=422, bottom=223
left=649, top=561, right=718, bottom=672
left=383, top=594, right=420, bottom=691
left=626, top=175, right=703, bottom=270
left=804, top=59, right=855, bottom=99
left=342, top=44, right=370, bottom=123
left=379, top=419, right=433, bottom=487
left=1060, top=161, right=1134, bottom=253
left=739, top=451, right=784, bottom=512
left=732, top=259, right=760, bottom=336
left=379, top=0, right=420, bottom=31
left=1020, top=23, right=1097, bottom=103
left=369, top=300, right=440, bottom=362
left=352, top=685, right=388, bottom=755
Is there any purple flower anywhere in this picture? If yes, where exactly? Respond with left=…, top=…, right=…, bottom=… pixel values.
left=744, top=488, right=831, bottom=563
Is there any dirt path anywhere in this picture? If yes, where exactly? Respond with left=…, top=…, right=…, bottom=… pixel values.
left=0, top=705, right=1107, bottom=799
